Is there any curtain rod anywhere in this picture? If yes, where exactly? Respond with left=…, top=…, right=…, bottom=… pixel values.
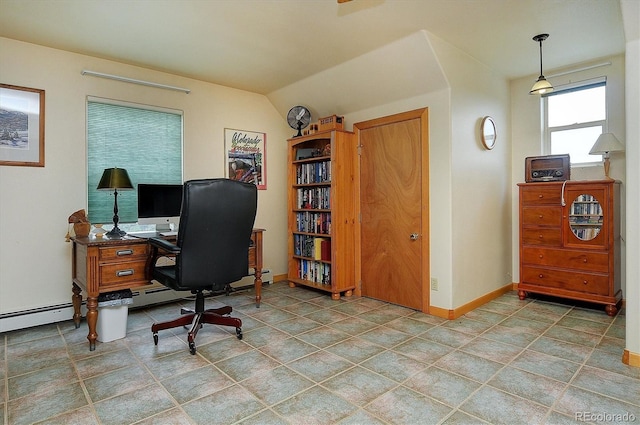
left=81, top=70, right=191, bottom=94
left=547, top=62, right=611, bottom=79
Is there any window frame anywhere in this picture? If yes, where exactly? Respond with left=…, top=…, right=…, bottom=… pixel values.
left=542, top=78, right=607, bottom=166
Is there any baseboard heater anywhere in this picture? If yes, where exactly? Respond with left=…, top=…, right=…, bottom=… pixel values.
left=0, top=270, right=272, bottom=333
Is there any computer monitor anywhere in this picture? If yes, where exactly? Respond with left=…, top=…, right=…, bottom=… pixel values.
left=137, top=183, right=183, bottom=232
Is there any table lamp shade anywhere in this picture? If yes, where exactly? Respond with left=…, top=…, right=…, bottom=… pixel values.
left=97, top=167, right=134, bottom=190
left=589, top=133, right=625, bottom=156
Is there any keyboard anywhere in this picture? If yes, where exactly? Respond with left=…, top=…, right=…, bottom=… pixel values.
left=159, top=231, right=178, bottom=237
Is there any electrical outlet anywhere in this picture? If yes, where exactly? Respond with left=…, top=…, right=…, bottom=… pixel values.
left=430, top=277, right=438, bottom=291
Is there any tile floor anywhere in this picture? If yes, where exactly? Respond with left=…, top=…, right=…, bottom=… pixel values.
left=1, top=282, right=638, bottom=425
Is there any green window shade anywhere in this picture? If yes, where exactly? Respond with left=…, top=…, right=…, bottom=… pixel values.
left=87, top=100, right=183, bottom=224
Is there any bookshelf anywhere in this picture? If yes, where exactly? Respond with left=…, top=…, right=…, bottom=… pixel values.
left=287, top=129, right=357, bottom=300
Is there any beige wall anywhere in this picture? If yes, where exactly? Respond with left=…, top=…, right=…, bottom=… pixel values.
left=621, top=0, right=639, bottom=363
left=0, top=37, right=290, bottom=315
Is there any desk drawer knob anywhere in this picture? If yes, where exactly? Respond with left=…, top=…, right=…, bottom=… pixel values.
left=116, top=249, right=134, bottom=256
left=116, top=269, right=134, bottom=277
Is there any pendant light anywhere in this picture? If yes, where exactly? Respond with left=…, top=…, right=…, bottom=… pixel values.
left=529, top=34, right=554, bottom=95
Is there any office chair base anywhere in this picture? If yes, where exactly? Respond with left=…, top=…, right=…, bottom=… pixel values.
left=151, top=306, right=242, bottom=355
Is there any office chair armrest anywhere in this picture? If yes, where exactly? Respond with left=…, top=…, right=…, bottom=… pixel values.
left=146, top=237, right=181, bottom=280
left=149, top=237, right=181, bottom=254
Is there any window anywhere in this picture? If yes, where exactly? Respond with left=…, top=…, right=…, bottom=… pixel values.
left=87, top=98, right=183, bottom=228
left=544, top=79, right=606, bottom=164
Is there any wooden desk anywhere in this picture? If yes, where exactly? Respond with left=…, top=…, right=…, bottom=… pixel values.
left=71, top=229, right=264, bottom=350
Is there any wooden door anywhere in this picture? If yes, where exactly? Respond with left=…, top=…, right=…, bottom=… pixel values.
left=355, top=109, right=429, bottom=311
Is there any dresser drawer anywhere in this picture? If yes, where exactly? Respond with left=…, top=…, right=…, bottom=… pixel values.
left=100, top=260, right=148, bottom=286
left=521, top=228, right=562, bottom=246
left=521, top=186, right=562, bottom=206
left=99, top=244, right=148, bottom=261
left=522, top=207, right=562, bottom=227
left=522, top=247, right=608, bottom=273
left=521, top=266, right=609, bottom=295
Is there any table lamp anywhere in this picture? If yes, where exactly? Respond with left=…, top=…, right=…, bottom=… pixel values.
left=589, top=133, right=625, bottom=180
left=97, top=167, right=134, bottom=238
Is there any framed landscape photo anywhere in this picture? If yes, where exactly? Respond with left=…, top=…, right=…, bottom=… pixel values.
left=224, top=128, right=266, bottom=190
left=0, top=84, right=45, bottom=167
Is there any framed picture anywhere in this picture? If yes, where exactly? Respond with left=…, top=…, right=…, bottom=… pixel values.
left=224, top=128, right=266, bottom=190
left=0, top=84, right=45, bottom=167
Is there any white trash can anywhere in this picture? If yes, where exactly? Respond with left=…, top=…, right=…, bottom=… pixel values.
left=96, top=290, right=133, bottom=343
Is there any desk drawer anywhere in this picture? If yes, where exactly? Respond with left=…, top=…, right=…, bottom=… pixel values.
left=99, top=244, right=148, bottom=260
left=522, top=247, right=608, bottom=273
left=521, top=266, right=608, bottom=295
left=100, top=260, right=148, bottom=286
left=521, top=228, right=562, bottom=246
left=522, top=207, right=562, bottom=227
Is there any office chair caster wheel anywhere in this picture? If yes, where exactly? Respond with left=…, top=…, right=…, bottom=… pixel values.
left=236, top=327, right=243, bottom=340
left=153, top=333, right=158, bottom=345
left=189, top=341, right=196, bottom=355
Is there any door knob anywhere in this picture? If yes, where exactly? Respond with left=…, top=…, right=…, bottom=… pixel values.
left=410, top=233, right=419, bottom=240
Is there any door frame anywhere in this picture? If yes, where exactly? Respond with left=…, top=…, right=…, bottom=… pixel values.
left=353, top=108, right=430, bottom=313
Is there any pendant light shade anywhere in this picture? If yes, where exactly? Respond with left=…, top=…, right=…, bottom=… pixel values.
left=530, top=34, right=554, bottom=95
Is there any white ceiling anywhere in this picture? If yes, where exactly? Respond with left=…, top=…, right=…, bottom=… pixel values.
left=0, top=0, right=626, bottom=95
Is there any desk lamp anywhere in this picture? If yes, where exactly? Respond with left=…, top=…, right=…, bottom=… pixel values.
left=97, top=167, right=134, bottom=238
left=589, top=133, right=625, bottom=180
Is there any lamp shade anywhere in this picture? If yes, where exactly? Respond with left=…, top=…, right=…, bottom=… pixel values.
left=589, top=133, right=625, bottom=155
left=97, top=167, right=134, bottom=190
left=529, top=76, right=554, bottom=95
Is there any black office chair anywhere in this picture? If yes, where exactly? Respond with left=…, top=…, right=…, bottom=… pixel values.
left=147, top=178, right=257, bottom=354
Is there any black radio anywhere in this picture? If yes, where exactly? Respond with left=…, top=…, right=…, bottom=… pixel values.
left=525, top=154, right=570, bottom=182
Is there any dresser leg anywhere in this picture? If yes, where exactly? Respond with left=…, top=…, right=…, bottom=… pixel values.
left=518, top=290, right=527, bottom=300
left=72, top=283, right=82, bottom=329
left=86, top=296, right=98, bottom=350
left=605, top=304, right=618, bottom=317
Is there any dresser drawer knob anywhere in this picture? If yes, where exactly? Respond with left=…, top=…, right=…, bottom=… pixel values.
left=116, top=249, right=134, bottom=256
left=539, top=215, right=543, bottom=219
left=538, top=194, right=543, bottom=198
left=116, top=269, right=134, bottom=277
left=583, top=258, right=588, bottom=263
left=539, top=274, right=544, bottom=278
left=583, top=280, right=588, bottom=285
left=539, top=254, right=543, bottom=259
left=538, top=234, right=543, bottom=239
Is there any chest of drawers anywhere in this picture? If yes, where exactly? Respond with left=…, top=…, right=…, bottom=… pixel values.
left=518, top=180, right=621, bottom=316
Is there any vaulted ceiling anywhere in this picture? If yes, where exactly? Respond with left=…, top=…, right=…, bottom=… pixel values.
left=0, top=0, right=626, bottom=96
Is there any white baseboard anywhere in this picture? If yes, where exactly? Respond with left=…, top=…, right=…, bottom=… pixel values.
left=0, top=304, right=77, bottom=333
left=0, top=270, right=272, bottom=333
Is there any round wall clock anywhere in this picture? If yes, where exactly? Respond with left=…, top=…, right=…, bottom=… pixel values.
left=481, top=116, right=497, bottom=150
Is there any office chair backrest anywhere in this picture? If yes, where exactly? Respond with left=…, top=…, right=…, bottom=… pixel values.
left=175, top=178, right=257, bottom=290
